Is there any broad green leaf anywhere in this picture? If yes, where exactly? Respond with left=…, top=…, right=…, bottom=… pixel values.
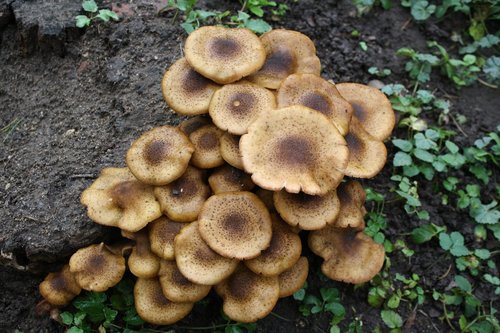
left=244, top=19, right=272, bottom=34
left=445, top=140, right=459, bottom=154
left=392, top=139, right=413, bottom=152
left=381, top=309, right=403, bottom=328
left=82, top=0, right=98, bottom=12
left=469, top=199, right=500, bottom=224
left=414, top=148, right=435, bottom=162
left=474, top=249, right=490, bottom=260
left=75, top=15, right=91, bottom=28
left=455, top=275, right=472, bottom=293
left=60, top=312, right=73, bottom=325
left=393, top=152, right=412, bottom=166
left=67, top=327, right=84, bottom=333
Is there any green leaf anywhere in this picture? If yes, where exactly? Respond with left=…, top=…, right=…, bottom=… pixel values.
left=396, top=190, right=420, bottom=207
left=411, top=223, right=444, bottom=244
left=454, top=275, right=472, bottom=293
left=244, top=19, right=272, bottom=34
left=75, top=15, right=91, bottom=28
left=414, top=148, right=435, bottom=162
left=60, top=312, right=73, bottom=325
left=469, top=199, right=500, bottom=224
left=445, top=140, right=459, bottom=154
left=67, top=327, right=84, bottom=333
left=403, top=165, right=420, bottom=177
left=393, top=152, right=412, bottom=166
left=474, top=249, right=490, bottom=260
left=387, top=294, right=401, bottom=309
left=381, top=309, right=403, bottom=328
left=181, top=22, right=196, bottom=34
left=324, top=302, right=345, bottom=317
left=392, top=139, right=413, bottom=152
left=82, top=0, right=98, bottom=13
left=483, top=56, right=500, bottom=84
left=484, top=274, right=500, bottom=285
left=320, top=288, right=339, bottom=303
left=96, top=9, right=119, bottom=22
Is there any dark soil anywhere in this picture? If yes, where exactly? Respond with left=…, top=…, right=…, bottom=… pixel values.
left=0, top=0, right=498, bottom=332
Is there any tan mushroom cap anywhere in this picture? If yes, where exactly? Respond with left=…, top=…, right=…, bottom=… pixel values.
left=128, top=231, right=160, bottom=278
left=277, top=74, right=353, bottom=136
left=69, top=243, right=126, bottom=292
left=154, top=166, right=211, bottom=222
left=149, top=216, right=185, bottom=260
left=174, top=222, right=238, bottom=285
left=198, top=192, right=272, bottom=260
left=215, top=265, right=280, bottom=323
left=208, top=164, right=255, bottom=194
left=158, top=260, right=211, bottom=303
left=247, top=29, right=321, bottom=89
left=337, top=83, right=395, bottom=141
left=126, top=126, right=195, bottom=185
left=278, top=256, right=309, bottom=298
left=189, top=124, right=225, bottom=169
left=309, top=226, right=385, bottom=284
left=80, top=168, right=162, bottom=232
left=273, top=188, right=340, bottom=230
left=161, top=58, right=220, bottom=116
left=240, top=106, right=348, bottom=195
left=179, top=115, right=212, bottom=136
left=185, top=26, right=266, bottom=84
left=134, top=278, right=193, bottom=325
left=220, top=132, right=244, bottom=169
left=209, top=81, right=276, bottom=135
left=344, top=117, right=388, bottom=179
left=39, top=265, right=82, bottom=306
left=335, top=181, right=367, bottom=230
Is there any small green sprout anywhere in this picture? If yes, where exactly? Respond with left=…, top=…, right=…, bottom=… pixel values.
left=75, top=0, right=119, bottom=28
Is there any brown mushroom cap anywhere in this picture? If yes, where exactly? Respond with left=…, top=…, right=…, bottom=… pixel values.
left=189, top=124, right=225, bottom=169
left=154, top=166, right=211, bottom=222
left=240, top=106, right=348, bottom=195
left=128, top=231, right=160, bottom=278
left=161, top=58, right=220, bottom=116
left=273, top=188, right=340, bottom=230
left=198, top=192, right=272, bottom=260
left=149, top=216, right=185, bottom=260
left=174, top=222, right=238, bottom=285
left=179, top=115, right=212, bottom=136
left=80, top=167, right=162, bottom=232
left=247, top=29, right=321, bottom=89
left=335, top=181, right=367, bottom=230
left=69, top=243, right=126, bottom=292
left=215, top=265, right=280, bottom=323
left=134, top=278, right=193, bottom=325
left=278, top=256, right=309, bottom=298
left=308, top=226, right=385, bottom=284
left=336, top=83, right=395, bottom=141
left=254, top=187, right=276, bottom=212
left=209, top=81, right=276, bottom=135
left=220, top=132, right=244, bottom=169
left=126, top=126, right=195, bottom=185
left=39, top=265, right=82, bottom=306
left=208, top=164, right=255, bottom=194
left=184, top=26, right=266, bottom=84
left=158, top=260, right=211, bottom=303
left=277, top=74, right=353, bottom=136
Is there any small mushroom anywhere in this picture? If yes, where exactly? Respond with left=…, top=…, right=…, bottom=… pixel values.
left=220, top=132, right=244, bottom=170
left=39, top=265, right=81, bottom=306
left=334, top=181, right=367, bottom=230
left=148, top=216, right=185, bottom=260
left=128, top=230, right=160, bottom=278
left=278, top=256, right=309, bottom=298
left=189, top=124, right=225, bottom=169
left=179, top=115, right=212, bottom=136
left=208, top=164, right=255, bottom=194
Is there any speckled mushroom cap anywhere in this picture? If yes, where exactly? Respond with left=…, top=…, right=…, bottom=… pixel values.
left=277, top=74, right=353, bottom=136
left=273, top=188, right=340, bottom=230
left=337, top=83, right=395, bottom=141
left=189, top=124, right=225, bottom=169
left=126, top=126, right=194, bottom=185
left=154, top=166, right=211, bottom=222
left=209, top=81, right=276, bottom=135
left=184, top=26, right=266, bottom=84
left=134, top=278, right=193, bottom=325
left=128, top=231, right=160, bottom=279
left=161, top=58, right=220, bottom=116
left=215, top=265, right=280, bottom=323
left=220, top=132, right=244, bottom=169
left=158, top=260, right=211, bottom=303
left=247, top=29, right=321, bottom=89
left=80, top=167, right=162, bottom=232
left=149, top=216, right=185, bottom=260
left=344, top=117, right=388, bottom=179
left=208, top=164, right=255, bottom=194
left=69, top=243, right=126, bottom=292
left=39, top=265, right=82, bottom=306
left=174, top=222, right=238, bottom=285
left=179, top=115, right=212, bottom=136
left=334, top=181, right=367, bottom=230
left=278, top=256, right=309, bottom=298
left=198, top=192, right=272, bottom=260
left=240, top=106, right=348, bottom=195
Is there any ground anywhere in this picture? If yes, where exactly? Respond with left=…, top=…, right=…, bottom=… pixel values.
left=0, top=0, right=498, bottom=332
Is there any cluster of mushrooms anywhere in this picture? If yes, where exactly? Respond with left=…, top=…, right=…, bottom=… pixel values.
left=39, top=26, right=396, bottom=325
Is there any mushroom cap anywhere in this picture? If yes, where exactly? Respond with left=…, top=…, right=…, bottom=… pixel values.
left=80, top=168, right=162, bottom=232
left=277, top=74, right=353, bottom=136
left=208, top=164, right=255, bottom=194
left=39, top=265, right=82, bottom=306
left=149, top=216, right=185, bottom=260
left=335, top=181, right=367, bottom=229
left=174, top=221, right=238, bottom=285
left=184, top=26, right=266, bottom=84
left=344, top=117, right=388, bottom=179
left=247, top=29, right=321, bottom=89
left=158, top=260, right=211, bottom=303
left=254, top=187, right=276, bottom=212
left=336, top=83, right=395, bottom=141
left=179, top=115, right=212, bottom=136
left=69, top=243, right=126, bottom=292
left=198, top=192, right=272, bottom=260
left=278, top=256, right=309, bottom=298
left=161, top=58, right=220, bottom=116
left=220, top=132, right=244, bottom=169
left=154, top=166, right=211, bottom=222
left=240, top=106, right=348, bottom=195
left=215, top=265, right=280, bottom=323
left=209, top=81, right=276, bottom=135
left=189, top=124, right=225, bottom=169
left=273, top=188, right=340, bottom=230
left=126, top=126, right=195, bottom=185
left=128, top=231, right=160, bottom=278
left=308, top=226, right=385, bottom=284
left=134, top=278, right=193, bottom=325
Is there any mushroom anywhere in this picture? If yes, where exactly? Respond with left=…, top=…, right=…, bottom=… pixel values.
left=128, top=230, right=160, bottom=278
left=254, top=187, right=276, bottom=212
left=278, top=256, right=309, bottom=298
left=39, top=265, right=81, bottom=306
left=240, top=105, right=348, bottom=195
left=126, top=126, right=195, bottom=185
left=334, top=181, right=367, bottom=230
left=148, top=216, right=185, bottom=260
left=161, top=58, right=221, bottom=116
left=184, top=26, right=266, bottom=84
left=189, top=124, right=225, bottom=169
left=220, top=132, right=244, bottom=170
left=198, top=192, right=272, bottom=260
left=208, top=164, right=255, bottom=194
left=179, top=115, right=212, bottom=136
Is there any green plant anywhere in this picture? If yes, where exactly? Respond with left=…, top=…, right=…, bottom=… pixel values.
left=368, top=66, right=392, bottom=77
left=352, top=0, right=393, bottom=16
left=75, top=0, right=119, bottom=28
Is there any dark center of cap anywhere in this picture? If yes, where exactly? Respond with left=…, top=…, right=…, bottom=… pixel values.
left=290, top=192, right=323, bottom=208
left=222, top=212, right=248, bottom=236
left=144, top=140, right=169, bottom=165
left=198, top=131, right=218, bottom=150
left=301, top=92, right=332, bottom=117
left=210, top=37, right=240, bottom=59
left=227, top=92, right=255, bottom=118
left=351, top=102, right=366, bottom=122
left=276, top=136, right=315, bottom=167
left=224, top=167, right=245, bottom=184
left=228, top=269, right=253, bottom=300
left=112, top=181, right=145, bottom=209
left=88, top=254, right=106, bottom=272
left=195, top=243, right=220, bottom=262
left=261, top=230, right=283, bottom=258
left=183, top=68, right=211, bottom=93
left=171, top=177, right=198, bottom=198
left=345, top=131, right=364, bottom=154
left=172, top=267, right=192, bottom=286
left=152, top=284, right=171, bottom=306
left=339, top=228, right=360, bottom=254
left=51, top=273, right=68, bottom=291
left=260, top=48, right=295, bottom=76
